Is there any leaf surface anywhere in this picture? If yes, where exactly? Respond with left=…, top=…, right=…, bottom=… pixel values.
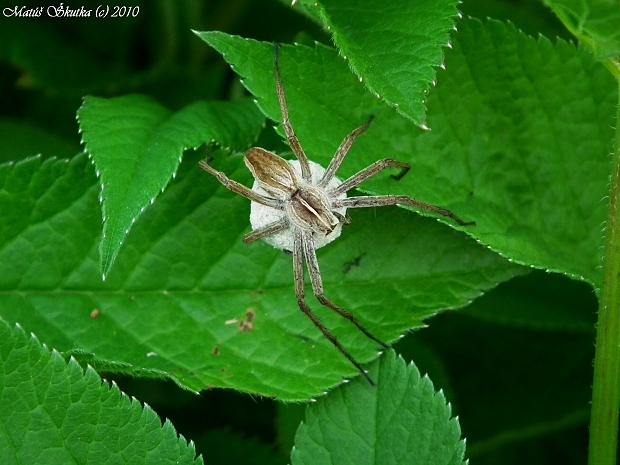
left=292, top=350, right=466, bottom=465
left=77, top=95, right=265, bottom=276
left=5, top=17, right=614, bottom=400
left=0, top=152, right=523, bottom=401
left=0, top=318, right=202, bottom=465
left=306, top=0, right=460, bottom=124
left=415, top=19, right=616, bottom=286
left=198, top=18, right=617, bottom=288
left=543, top=0, right=620, bottom=60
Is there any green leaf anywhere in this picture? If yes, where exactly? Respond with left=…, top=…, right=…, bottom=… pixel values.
left=77, top=95, right=265, bottom=277
left=195, top=31, right=476, bottom=219
left=0, top=317, right=202, bottom=465
left=415, top=19, right=617, bottom=287
left=305, top=0, right=460, bottom=124
left=291, top=350, right=466, bottom=465
left=0, top=152, right=524, bottom=401
left=198, top=19, right=617, bottom=288
left=542, top=0, right=620, bottom=60
left=460, top=0, right=571, bottom=42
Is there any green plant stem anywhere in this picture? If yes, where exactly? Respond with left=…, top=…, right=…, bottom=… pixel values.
left=589, top=80, right=620, bottom=465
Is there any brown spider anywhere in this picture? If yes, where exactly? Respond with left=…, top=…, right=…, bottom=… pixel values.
left=200, top=43, right=473, bottom=385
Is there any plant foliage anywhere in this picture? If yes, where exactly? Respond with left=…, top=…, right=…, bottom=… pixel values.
left=1, top=0, right=619, bottom=463
left=0, top=319, right=202, bottom=464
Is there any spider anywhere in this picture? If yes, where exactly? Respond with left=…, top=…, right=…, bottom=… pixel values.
left=200, top=43, right=473, bottom=385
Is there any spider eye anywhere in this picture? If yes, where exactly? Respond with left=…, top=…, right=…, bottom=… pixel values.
left=245, top=147, right=299, bottom=196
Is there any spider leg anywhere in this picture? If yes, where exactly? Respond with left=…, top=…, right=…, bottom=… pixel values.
left=293, top=228, right=376, bottom=385
left=302, top=229, right=388, bottom=349
left=333, top=211, right=351, bottom=226
left=332, top=195, right=475, bottom=226
left=243, top=218, right=288, bottom=244
left=328, top=159, right=411, bottom=197
left=318, top=116, right=374, bottom=188
left=199, top=159, right=284, bottom=210
left=274, top=43, right=312, bottom=183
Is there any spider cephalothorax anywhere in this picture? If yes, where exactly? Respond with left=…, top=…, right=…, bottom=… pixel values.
left=200, top=43, right=473, bottom=385
left=246, top=147, right=339, bottom=235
